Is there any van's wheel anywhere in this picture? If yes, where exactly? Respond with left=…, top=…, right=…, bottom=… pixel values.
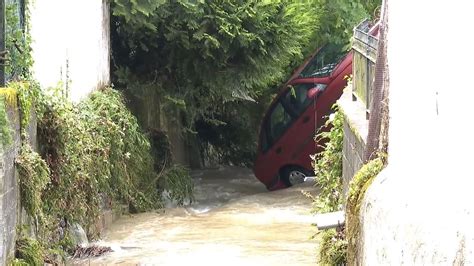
left=281, top=166, right=313, bottom=187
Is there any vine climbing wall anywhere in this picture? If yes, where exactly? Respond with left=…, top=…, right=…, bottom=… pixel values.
left=0, top=105, right=20, bottom=264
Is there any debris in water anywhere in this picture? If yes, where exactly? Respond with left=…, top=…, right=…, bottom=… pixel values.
left=72, top=245, right=113, bottom=259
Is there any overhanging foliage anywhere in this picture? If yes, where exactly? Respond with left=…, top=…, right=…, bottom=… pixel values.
left=111, top=0, right=378, bottom=166
left=112, top=1, right=320, bottom=120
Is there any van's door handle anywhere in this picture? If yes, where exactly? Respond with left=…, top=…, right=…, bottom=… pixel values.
left=275, top=147, right=282, bottom=154
left=302, top=116, right=310, bottom=123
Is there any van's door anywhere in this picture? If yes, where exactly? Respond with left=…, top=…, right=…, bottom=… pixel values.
left=255, top=99, right=295, bottom=188
left=281, top=82, right=326, bottom=169
left=255, top=83, right=319, bottom=189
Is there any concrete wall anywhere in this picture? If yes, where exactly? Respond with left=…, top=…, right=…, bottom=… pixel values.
left=0, top=105, right=38, bottom=264
left=125, top=88, right=194, bottom=167
left=359, top=1, right=474, bottom=264
left=338, top=86, right=368, bottom=198
left=0, top=105, right=20, bottom=265
left=29, top=0, right=110, bottom=102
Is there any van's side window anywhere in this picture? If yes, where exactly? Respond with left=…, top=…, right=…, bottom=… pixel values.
left=283, top=83, right=315, bottom=115
left=267, top=102, right=292, bottom=148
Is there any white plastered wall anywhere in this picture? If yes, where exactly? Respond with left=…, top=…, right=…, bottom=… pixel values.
left=29, top=0, right=110, bottom=102
left=360, top=1, right=474, bottom=264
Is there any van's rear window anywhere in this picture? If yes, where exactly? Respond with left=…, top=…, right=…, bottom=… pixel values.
left=299, top=44, right=347, bottom=78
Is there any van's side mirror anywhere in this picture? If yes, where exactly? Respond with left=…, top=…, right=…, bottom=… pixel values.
left=306, top=87, right=321, bottom=100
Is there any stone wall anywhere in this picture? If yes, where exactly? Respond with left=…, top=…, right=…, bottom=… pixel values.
left=0, top=105, right=20, bottom=264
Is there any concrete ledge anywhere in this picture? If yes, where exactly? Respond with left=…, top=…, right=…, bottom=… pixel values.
left=338, top=86, right=369, bottom=143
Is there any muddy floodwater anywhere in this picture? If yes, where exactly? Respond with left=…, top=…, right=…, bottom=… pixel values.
left=76, top=166, right=319, bottom=265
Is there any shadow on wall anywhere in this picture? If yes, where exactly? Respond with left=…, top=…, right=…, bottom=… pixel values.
left=122, top=88, right=201, bottom=169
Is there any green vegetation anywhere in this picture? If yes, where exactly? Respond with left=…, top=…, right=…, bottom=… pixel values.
left=310, top=107, right=385, bottom=265
left=0, top=87, right=18, bottom=150
left=15, top=144, right=50, bottom=221
left=0, top=94, right=13, bottom=149
left=1, top=0, right=35, bottom=150
left=312, top=107, right=344, bottom=213
left=112, top=1, right=318, bottom=107
left=4, top=0, right=194, bottom=262
left=346, top=157, right=384, bottom=265
left=110, top=0, right=377, bottom=165
left=159, top=165, right=194, bottom=206
left=1, top=79, right=194, bottom=264
left=311, top=0, right=378, bottom=48
left=11, top=236, right=45, bottom=266
left=195, top=100, right=262, bottom=166
left=35, top=87, right=162, bottom=233
left=3, top=1, right=382, bottom=263
left=14, top=82, right=40, bottom=133
left=318, top=228, right=348, bottom=266
left=309, top=106, right=347, bottom=265
left=5, top=0, right=33, bottom=81
left=10, top=226, right=67, bottom=266
left=12, top=86, right=193, bottom=263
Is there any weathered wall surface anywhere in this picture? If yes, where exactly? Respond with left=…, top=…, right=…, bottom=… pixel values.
left=339, top=20, right=376, bottom=198
left=359, top=1, right=474, bottom=264
left=0, top=106, right=20, bottom=265
left=338, top=87, right=368, bottom=198
left=0, top=106, right=38, bottom=264
left=29, top=0, right=110, bottom=102
left=125, top=89, right=195, bottom=168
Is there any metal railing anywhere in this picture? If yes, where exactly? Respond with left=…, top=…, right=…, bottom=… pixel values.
left=352, top=19, right=379, bottom=119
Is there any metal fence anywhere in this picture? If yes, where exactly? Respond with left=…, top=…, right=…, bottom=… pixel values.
left=352, top=19, right=379, bottom=119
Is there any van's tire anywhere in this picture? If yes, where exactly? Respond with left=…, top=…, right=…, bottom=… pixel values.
left=281, top=166, right=313, bottom=187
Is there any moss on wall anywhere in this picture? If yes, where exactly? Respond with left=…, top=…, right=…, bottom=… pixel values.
left=346, top=157, right=384, bottom=265
left=0, top=88, right=18, bottom=149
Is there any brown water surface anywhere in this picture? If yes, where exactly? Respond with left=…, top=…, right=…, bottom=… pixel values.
left=76, top=166, right=318, bottom=265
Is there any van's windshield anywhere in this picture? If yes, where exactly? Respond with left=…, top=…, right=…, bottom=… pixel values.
left=299, top=43, right=347, bottom=78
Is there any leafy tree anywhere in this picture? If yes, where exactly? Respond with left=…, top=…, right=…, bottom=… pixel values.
left=113, top=1, right=319, bottom=116
left=111, top=0, right=380, bottom=166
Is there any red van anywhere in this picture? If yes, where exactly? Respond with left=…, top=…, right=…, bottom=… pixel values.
left=253, top=44, right=353, bottom=190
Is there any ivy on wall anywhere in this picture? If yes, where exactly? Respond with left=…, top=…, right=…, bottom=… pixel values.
left=15, top=144, right=50, bottom=222
left=1, top=0, right=34, bottom=151
left=310, top=106, right=385, bottom=265
left=0, top=94, right=13, bottom=148
left=312, top=106, right=344, bottom=213
left=2, top=1, right=193, bottom=264
left=34, top=87, right=163, bottom=233
left=13, top=86, right=192, bottom=264
left=5, top=0, right=33, bottom=81
left=309, top=106, right=347, bottom=264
